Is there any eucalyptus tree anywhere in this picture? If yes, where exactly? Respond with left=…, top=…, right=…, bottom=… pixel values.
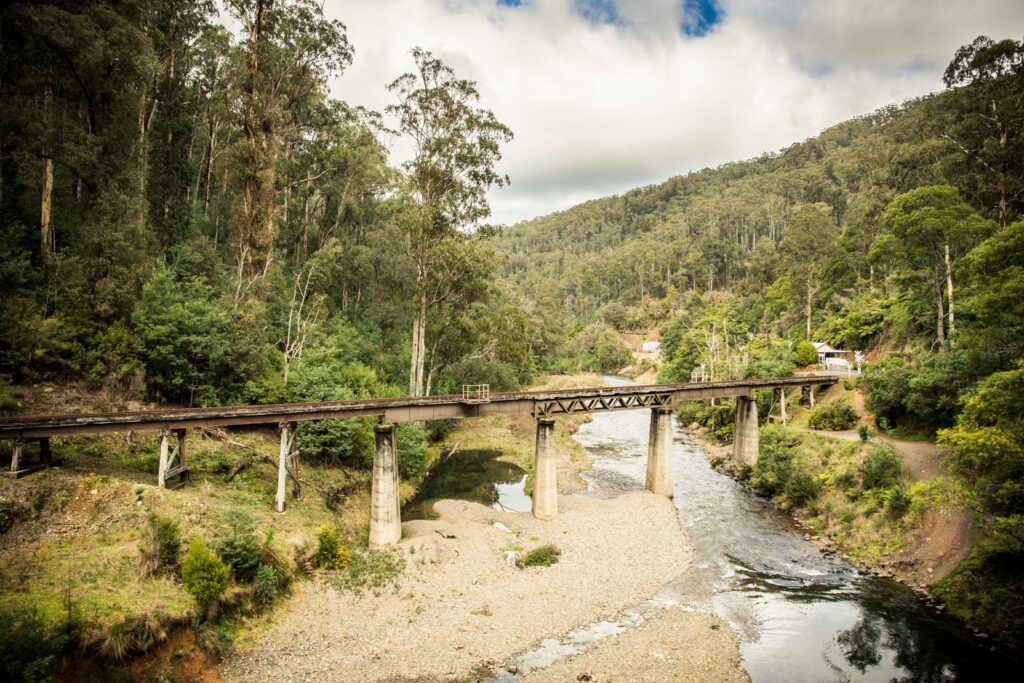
left=879, top=186, right=994, bottom=348
left=778, top=204, right=838, bottom=339
left=387, top=48, right=513, bottom=396
left=225, top=0, right=352, bottom=292
left=942, top=36, right=1024, bottom=229
left=143, top=0, right=214, bottom=251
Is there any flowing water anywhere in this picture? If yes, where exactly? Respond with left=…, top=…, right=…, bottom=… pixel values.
left=406, top=376, right=1012, bottom=681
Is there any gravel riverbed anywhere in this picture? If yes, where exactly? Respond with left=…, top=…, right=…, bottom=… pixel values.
left=221, top=492, right=745, bottom=681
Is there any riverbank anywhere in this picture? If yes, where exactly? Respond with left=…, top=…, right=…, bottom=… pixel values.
left=685, top=386, right=973, bottom=595
left=222, top=492, right=745, bottom=681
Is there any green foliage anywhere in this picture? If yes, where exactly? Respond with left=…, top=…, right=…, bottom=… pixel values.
left=863, top=355, right=914, bottom=426
left=858, top=425, right=871, bottom=442
left=785, top=471, right=821, bottom=506
left=516, top=543, right=561, bottom=568
left=743, top=336, right=795, bottom=379
left=860, top=445, right=904, bottom=490
left=960, top=219, right=1024, bottom=361
left=315, top=525, right=349, bottom=570
left=396, top=423, right=429, bottom=478
left=132, top=268, right=260, bottom=405
left=935, top=544, right=1024, bottom=655
left=808, top=399, right=858, bottom=431
left=140, top=514, right=181, bottom=577
left=90, top=611, right=172, bottom=661
left=0, top=607, right=66, bottom=682
left=886, top=486, right=912, bottom=519
left=331, top=547, right=405, bottom=593
left=216, top=515, right=262, bottom=583
left=181, top=540, right=229, bottom=619
left=253, top=564, right=278, bottom=608
left=939, top=364, right=1024, bottom=544
left=864, top=351, right=984, bottom=431
left=750, top=425, right=802, bottom=498
left=793, top=340, right=818, bottom=367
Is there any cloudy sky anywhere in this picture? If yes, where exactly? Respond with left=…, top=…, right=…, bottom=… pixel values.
left=321, top=0, right=1024, bottom=226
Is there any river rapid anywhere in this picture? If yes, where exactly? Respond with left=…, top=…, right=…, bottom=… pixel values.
left=407, top=375, right=1011, bottom=681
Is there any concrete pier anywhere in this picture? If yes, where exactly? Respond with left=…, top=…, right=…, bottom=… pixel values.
left=732, top=395, right=760, bottom=469
left=532, top=417, right=558, bottom=520
left=645, top=408, right=674, bottom=497
left=369, top=423, right=402, bottom=546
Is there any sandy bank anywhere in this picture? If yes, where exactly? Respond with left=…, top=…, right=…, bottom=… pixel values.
left=221, top=491, right=742, bottom=681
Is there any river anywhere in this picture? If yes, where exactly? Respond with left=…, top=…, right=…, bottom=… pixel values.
left=406, top=375, right=1009, bottom=681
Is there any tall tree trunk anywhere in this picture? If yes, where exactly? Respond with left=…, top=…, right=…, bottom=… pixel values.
left=40, top=156, right=54, bottom=256
left=945, top=244, right=956, bottom=341
left=805, top=276, right=814, bottom=340
left=935, top=281, right=946, bottom=350
left=409, top=290, right=428, bottom=396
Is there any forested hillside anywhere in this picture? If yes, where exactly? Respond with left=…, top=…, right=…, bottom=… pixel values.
left=0, top=0, right=541, bottom=472
left=494, top=36, right=1024, bottom=650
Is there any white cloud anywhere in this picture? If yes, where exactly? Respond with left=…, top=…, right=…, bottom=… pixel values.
left=321, top=0, right=1024, bottom=225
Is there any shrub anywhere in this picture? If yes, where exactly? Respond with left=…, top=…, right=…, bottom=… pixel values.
left=396, top=423, right=429, bottom=478
left=516, top=544, right=561, bottom=568
left=196, top=624, right=234, bottom=659
left=858, top=425, right=871, bottom=441
left=140, top=514, right=181, bottom=577
left=253, top=563, right=278, bottom=608
left=794, top=340, right=818, bottom=367
left=316, top=525, right=348, bottom=570
left=860, top=445, right=903, bottom=490
left=132, top=267, right=260, bottom=405
left=808, top=399, right=858, bottom=431
left=258, top=530, right=294, bottom=592
left=750, top=425, right=801, bottom=497
left=217, top=515, right=261, bottom=582
left=181, top=540, right=229, bottom=620
left=332, top=548, right=406, bottom=593
left=88, top=611, right=170, bottom=661
left=886, top=486, right=912, bottom=519
left=785, top=471, right=821, bottom=506
left=0, top=607, right=66, bottom=682
left=863, top=355, right=913, bottom=426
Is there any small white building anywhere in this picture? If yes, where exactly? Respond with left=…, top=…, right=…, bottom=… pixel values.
left=812, top=342, right=859, bottom=376
left=641, top=340, right=661, bottom=354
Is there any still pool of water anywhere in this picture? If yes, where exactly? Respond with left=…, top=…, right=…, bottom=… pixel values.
left=404, top=448, right=532, bottom=520
left=410, top=376, right=1014, bottom=681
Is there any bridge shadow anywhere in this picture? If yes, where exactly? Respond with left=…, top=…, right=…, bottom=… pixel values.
left=403, top=448, right=529, bottom=520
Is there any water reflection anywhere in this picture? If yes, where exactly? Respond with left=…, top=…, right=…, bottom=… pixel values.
left=403, top=448, right=531, bottom=520
left=575, top=375, right=1013, bottom=682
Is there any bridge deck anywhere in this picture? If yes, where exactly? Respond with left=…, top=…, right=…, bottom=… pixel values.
left=0, top=376, right=837, bottom=439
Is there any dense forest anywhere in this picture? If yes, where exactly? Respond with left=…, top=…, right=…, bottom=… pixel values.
left=493, top=34, right=1024, bottom=651
left=2, top=0, right=1023, bottom=659
left=0, top=0, right=538, bottom=474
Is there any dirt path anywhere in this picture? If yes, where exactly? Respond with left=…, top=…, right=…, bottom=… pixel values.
left=221, top=493, right=745, bottom=682
left=793, top=397, right=974, bottom=586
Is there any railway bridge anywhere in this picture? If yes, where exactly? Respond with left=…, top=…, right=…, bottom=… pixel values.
left=0, top=376, right=836, bottom=546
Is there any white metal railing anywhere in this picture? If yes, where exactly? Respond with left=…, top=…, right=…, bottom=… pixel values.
left=462, top=384, right=491, bottom=403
